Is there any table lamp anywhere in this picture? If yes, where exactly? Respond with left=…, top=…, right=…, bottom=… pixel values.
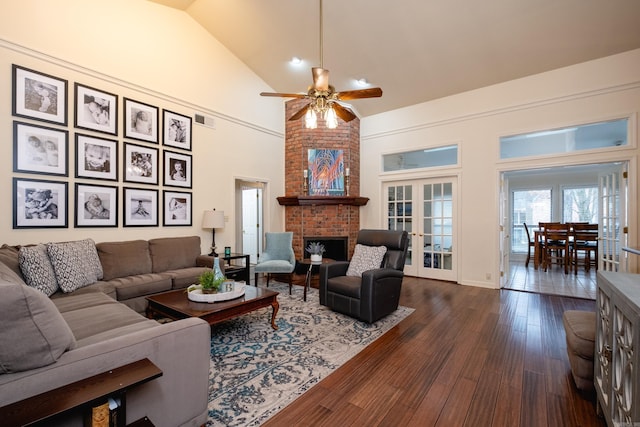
left=202, top=209, right=225, bottom=256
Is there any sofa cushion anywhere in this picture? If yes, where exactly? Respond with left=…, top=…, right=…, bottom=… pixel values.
left=97, top=240, right=152, bottom=280
left=47, top=239, right=104, bottom=293
left=0, top=280, right=76, bottom=373
left=346, top=244, right=388, bottom=277
left=0, top=244, right=23, bottom=280
left=164, top=266, right=210, bottom=289
left=109, top=273, right=173, bottom=301
left=52, top=291, right=119, bottom=313
left=19, top=244, right=59, bottom=296
left=0, top=257, right=27, bottom=287
left=149, top=236, right=201, bottom=273
left=60, top=300, right=154, bottom=342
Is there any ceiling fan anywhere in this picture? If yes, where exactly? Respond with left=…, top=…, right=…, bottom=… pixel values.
left=260, top=0, right=382, bottom=128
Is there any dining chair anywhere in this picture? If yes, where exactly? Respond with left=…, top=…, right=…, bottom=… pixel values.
left=523, top=222, right=536, bottom=268
left=543, top=223, right=570, bottom=274
left=571, top=223, right=598, bottom=274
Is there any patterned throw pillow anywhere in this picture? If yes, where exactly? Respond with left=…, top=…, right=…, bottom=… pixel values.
left=47, top=239, right=104, bottom=293
left=346, top=244, right=388, bottom=277
left=19, top=244, right=59, bottom=296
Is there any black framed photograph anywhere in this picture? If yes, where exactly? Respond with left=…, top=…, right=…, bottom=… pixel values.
left=75, top=134, right=118, bottom=181
left=163, top=150, right=192, bottom=188
left=124, top=98, right=158, bottom=143
left=12, top=65, right=67, bottom=125
left=75, top=183, right=118, bottom=228
left=13, top=121, right=68, bottom=176
left=163, top=190, right=192, bottom=226
left=13, top=177, right=68, bottom=229
left=123, top=187, right=158, bottom=227
left=74, top=83, right=118, bottom=135
left=163, top=110, right=192, bottom=151
left=124, top=143, right=158, bottom=184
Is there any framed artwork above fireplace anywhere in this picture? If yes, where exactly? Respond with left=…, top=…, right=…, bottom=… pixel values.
left=308, top=149, right=345, bottom=196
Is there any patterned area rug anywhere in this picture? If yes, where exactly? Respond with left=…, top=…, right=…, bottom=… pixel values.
left=205, top=282, right=414, bottom=426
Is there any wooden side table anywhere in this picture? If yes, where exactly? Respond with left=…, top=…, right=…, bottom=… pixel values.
left=0, top=358, right=162, bottom=426
left=197, top=253, right=251, bottom=284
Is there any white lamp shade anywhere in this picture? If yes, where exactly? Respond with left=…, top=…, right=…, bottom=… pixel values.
left=202, top=210, right=225, bottom=229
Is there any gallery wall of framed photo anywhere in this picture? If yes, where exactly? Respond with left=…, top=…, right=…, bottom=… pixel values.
left=10, top=63, right=194, bottom=231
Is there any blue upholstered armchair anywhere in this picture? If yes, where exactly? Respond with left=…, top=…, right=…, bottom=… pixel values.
left=254, top=232, right=296, bottom=294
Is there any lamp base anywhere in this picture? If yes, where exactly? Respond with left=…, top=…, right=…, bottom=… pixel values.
left=209, top=246, right=218, bottom=257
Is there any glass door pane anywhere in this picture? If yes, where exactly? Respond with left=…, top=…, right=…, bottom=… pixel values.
left=387, top=184, right=413, bottom=269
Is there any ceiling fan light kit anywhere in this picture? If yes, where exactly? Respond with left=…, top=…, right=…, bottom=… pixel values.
left=260, top=0, right=382, bottom=129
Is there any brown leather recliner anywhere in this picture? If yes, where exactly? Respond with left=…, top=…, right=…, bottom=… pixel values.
left=319, top=229, right=409, bottom=323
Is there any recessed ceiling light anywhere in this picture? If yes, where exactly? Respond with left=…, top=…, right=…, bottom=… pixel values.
left=356, top=78, right=368, bottom=86
left=291, top=57, right=302, bottom=65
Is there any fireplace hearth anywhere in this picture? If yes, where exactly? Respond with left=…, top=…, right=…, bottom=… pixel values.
left=303, top=236, right=348, bottom=261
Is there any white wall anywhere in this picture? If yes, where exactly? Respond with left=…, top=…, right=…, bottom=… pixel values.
left=360, top=49, right=640, bottom=287
left=0, top=0, right=286, bottom=251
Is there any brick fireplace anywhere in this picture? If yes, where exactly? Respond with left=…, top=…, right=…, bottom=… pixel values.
left=279, top=99, right=368, bottom=260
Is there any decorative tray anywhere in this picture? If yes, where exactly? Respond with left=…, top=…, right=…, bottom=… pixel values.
left=187, top=282, right=246, bottom=303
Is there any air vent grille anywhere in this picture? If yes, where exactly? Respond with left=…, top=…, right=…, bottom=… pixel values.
left=194, top=113, right=215, bottom=129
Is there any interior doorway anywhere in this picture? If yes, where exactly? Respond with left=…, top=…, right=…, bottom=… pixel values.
left=501, top=161, right=629, bottom=299
left=235, top=180, right=264, bottom=264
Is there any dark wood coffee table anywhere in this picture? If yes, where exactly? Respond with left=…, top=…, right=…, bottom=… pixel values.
left=146, top=285, right=279, bottom=330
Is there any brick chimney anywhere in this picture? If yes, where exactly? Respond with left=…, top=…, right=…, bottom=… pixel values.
left=281, top=99, right=365, bottom=260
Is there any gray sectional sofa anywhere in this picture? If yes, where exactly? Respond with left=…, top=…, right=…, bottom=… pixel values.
left=0, top=236, right=214, bottom=427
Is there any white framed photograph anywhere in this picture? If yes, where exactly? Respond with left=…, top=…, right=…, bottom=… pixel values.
left=163, top=190, right=192, bottom=226
left=124, top=143, right=158, bottom=184
left=163, top=150, right=192, bottom=188
left=75, top=134, right=118, bottom=181
left=123, top=187, right=158, bottom=227
left=13, top=121, right=68, bottom=176
left=13, top=177, right=68, bottom=229
left=163, top=110, right=192, bottom=151
left=75, top=183, right=118, bottom=228
left=12, top=64, right=67, bottom=125
left=124, top=98, right=158, bottom=143
left=74, top=83, right=118, bottom=135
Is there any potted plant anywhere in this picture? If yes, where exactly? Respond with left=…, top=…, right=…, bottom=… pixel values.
left=197, top=269, right=226, bottom=294
left=306, top=241, right=326, bottom=262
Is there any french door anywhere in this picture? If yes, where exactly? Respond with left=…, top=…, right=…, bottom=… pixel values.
left=384, top=177, right=457, bottom=281
left=599, top=164, right=628, bottom=272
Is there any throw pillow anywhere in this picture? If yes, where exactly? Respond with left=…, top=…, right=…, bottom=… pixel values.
left=19, top=244, right=59, bottom=296
left=346, top=244, right=388, bottom=277
left=0, top=280, right=76, bottom=373
left=47, top=239, right=104, bottom=293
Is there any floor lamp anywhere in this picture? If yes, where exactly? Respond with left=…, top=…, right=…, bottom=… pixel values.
left=202, top=209, right=225, bottom=257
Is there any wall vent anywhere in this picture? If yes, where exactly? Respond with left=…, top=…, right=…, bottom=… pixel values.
left=194, top=113, right=215, bottom=129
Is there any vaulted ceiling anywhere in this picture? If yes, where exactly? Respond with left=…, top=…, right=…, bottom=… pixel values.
left=148, top=0, right=640, bottom=118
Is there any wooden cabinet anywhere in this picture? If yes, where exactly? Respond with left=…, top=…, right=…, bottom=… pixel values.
left=595, top=271, right=640, bottom=426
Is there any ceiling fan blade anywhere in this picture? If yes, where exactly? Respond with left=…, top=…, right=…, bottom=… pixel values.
left=331, top=102, right=357, bottom=122
left=336, top=87, right=383, bottom=100
left=312, top=67, right=330, bottom=91
left=260, top=92, right=307, bottom=98
left=288, top=103, right=311, bottom=121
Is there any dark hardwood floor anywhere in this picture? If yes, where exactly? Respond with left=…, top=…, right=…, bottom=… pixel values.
left=263, top=276, right=604, bottom=427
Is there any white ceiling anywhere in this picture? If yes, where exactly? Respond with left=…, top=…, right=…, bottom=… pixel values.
left=148, top=0, right=640, bottom=118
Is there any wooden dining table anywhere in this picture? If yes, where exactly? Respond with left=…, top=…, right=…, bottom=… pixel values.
left=532, top=224, right=598, bottom=270
left=533, top=230, right=544, bottom=269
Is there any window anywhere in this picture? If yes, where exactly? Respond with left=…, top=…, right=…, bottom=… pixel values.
left=512, top=189, right=551, bottom=252
left=383, top=145, right=457, bottom=172
left=563, top=186, right=598, bottom=223
left=500, top=118, right=628, bottom=160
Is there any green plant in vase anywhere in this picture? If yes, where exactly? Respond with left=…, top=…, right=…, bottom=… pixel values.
left=197, top=269, right=226, bottom=294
